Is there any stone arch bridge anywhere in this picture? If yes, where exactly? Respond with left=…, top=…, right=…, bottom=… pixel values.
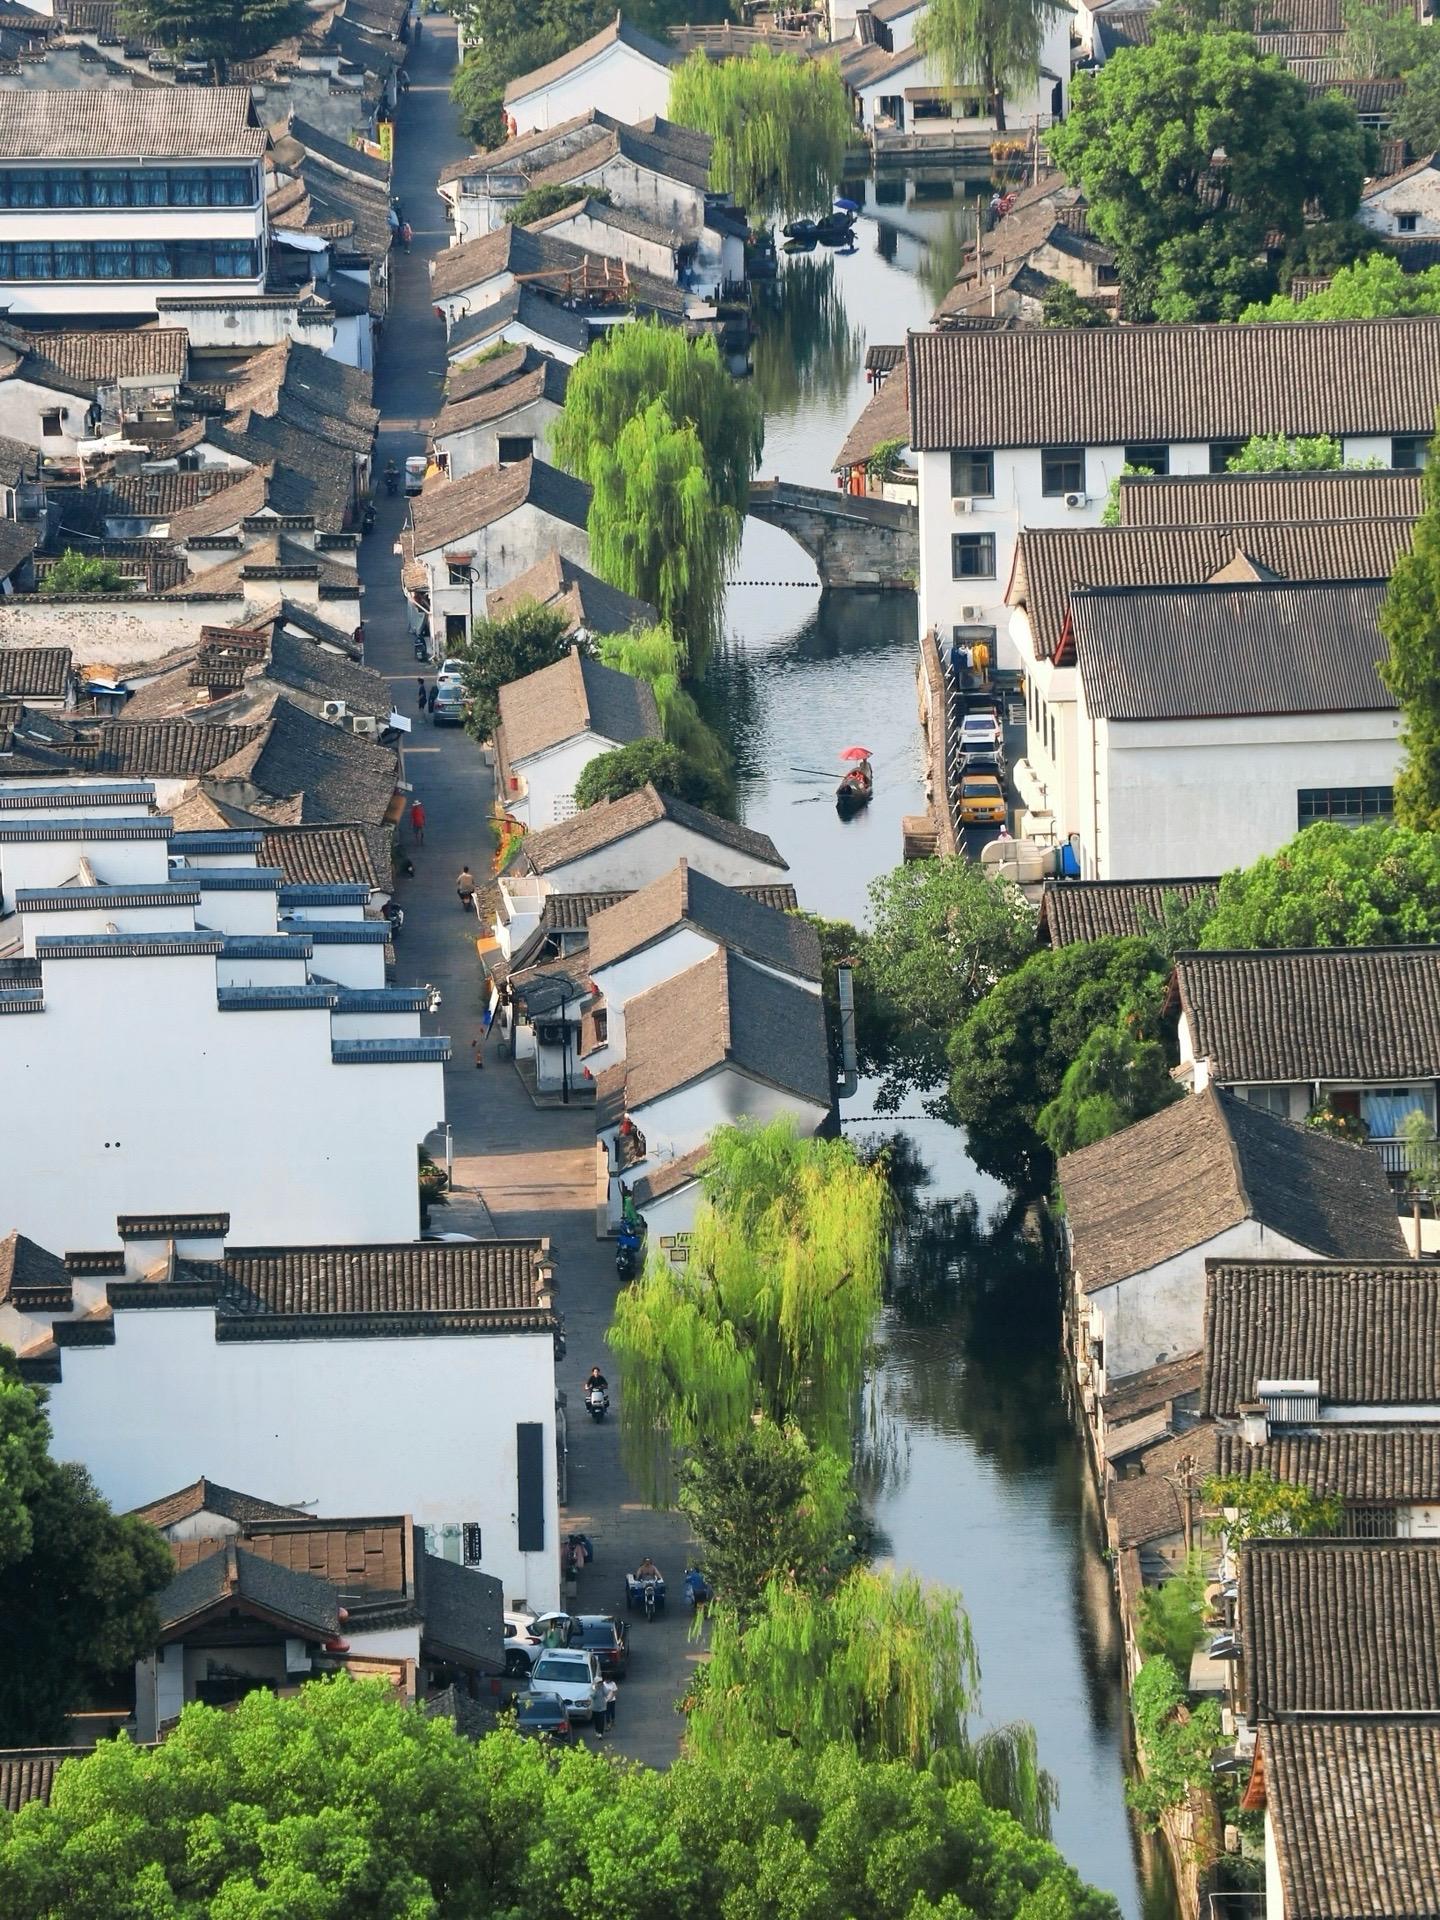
left=746, top=481, right=918, bottom=590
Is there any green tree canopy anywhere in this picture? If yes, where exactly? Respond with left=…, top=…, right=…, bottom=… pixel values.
left=1049, top=32, right=1376, bottom=319
left=1226, top=433, right=1346, bottom=471
left=583, top=397, right=740, bottom=661
left=668, top=47, right=851, bottom=219
left=1202, top=1468, right=1342, bottom=1542
left=1040, top=282, right=1110, bottom=327
left=118, top=0, right=306, bottom=75
left=1339, top=0, right=1432, bottom=77
left=915, top=0, right=1062, bottom=132
left=551, top=320, right=762, bottom=522
left=456, top=600, right=576, bottom=743
left=597, top=622, right=734, bottom=809
left=1393, top=39, right=1440, bottom=151
left=947, top=937, right=1170, bottom=1192
left=678, top=1421, right=855, bottom=1622
left=610, top=1119, right=888, bottom=1494
left=0, top=1355, right=171, bottom=1744
left=0, top=1680, right=1118, bottom=1920
left=39, top=550, right=128, bottom=595
left=1381, top=442, right=1440, bottom=829
left=1035, top=1005, right=1180, bottom=1157
left=860, top=857, right=1038, bottom=1106
left=574, top=737, right=728, bottom=812
left=1199, top=821, right=1440, bottom=944
left=1240, top=252, right=1440, bottom=321
left=506, top=183, right=610, bottom=225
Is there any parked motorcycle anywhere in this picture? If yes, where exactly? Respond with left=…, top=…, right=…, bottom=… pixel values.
left=615, top=1220, right=644, bottom=1279
left=585, top=1383, right=609, bottom=1422
left=381, top=901, right=404, bottom=936
left=384, top=464, right=400, bottom=496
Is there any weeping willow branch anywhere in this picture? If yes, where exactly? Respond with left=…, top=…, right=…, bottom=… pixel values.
left=669, top=46, right=853, bottom=221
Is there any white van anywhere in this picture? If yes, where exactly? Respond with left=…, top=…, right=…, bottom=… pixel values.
left=404, top=455, right=427, bottom=496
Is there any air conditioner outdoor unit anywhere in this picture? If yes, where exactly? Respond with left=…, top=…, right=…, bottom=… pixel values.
left=321, top=699, right=347, bottom=722
left=952, top=497, right=975, bottom=514
left=1064, top=491, right=1088, bottom=509
left=350, top=714, right=377, bottom=736
left=961, top=605, right=984, bottom=620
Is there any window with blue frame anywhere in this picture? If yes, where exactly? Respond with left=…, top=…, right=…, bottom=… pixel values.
left=0, top=239, right=260, bottom=280
left=0, top=165, right=258, bottom=208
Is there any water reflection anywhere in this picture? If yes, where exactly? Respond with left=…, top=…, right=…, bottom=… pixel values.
left=750, top=253, right=864, bottom=416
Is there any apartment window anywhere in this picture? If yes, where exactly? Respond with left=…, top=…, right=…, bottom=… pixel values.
left=40, top=410, right=63, bottom=438
left=0, top=164, right=257, bottom=209
left=1241, top=1085, right=1290, bottom=1119
left=447, top=560, right=474, bottom=586
left=950, top=448, right=995, bottom=497
left=1397, top=212, right=1419, bottom=233
left=0, top=238, right=259, bottom=281
left=1393, top=434, right=1429, bottom=470
left=1123, top=443, right=1169, bottom=476
left=1298, top=785, right=1394, bottom=827
left=444, top=613, right=467, bottom=644
left=1041, top=446, right=1085, bottom=496
left=1209, top=439, right=1244, bottom=473
left=1345, top=1505, right=1398, bottom=1539
left=496, top=435, right=533, bottom=465
left=951, top=532, right=996, bottom=578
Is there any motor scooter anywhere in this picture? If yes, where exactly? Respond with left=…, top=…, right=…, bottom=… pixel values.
left=585, top=1382, right=609, bottom=1422
left=615, top=1220, right=644, bottom=1279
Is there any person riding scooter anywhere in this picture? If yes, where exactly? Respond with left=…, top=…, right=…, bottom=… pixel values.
left=384, top=459, right=399, bottom=496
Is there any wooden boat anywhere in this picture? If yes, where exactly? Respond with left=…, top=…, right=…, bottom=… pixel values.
left=782, top=217, right=818, bottom=242
left=835, top=759, right=873, bottom=816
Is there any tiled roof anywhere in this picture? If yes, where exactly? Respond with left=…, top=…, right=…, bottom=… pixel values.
left=167, top=467, right=271, bottom=541
left=530, top=195, right=683, bottom=251
left=535, top=881, right=799, bottom=930
left=1039, top=877, right=1217, bottom=948
left=1201, top=1260, right=1440, bottom=1418
left=415, top=1552, right=504, bottom=1670
left=49, top=721, right=261, bottom=780
left=0, top=518, right=40, bottom=583
left=0, top=1750, right=81, bottom=1815
left=631, top=1142, right=709, bottom=1207
left=431, top=222, right=602, bottom=302
left=1102, top=1350, right=1203, bottom=1426
left=1107, top=1426, right=1220, bottom=1549
left=432, top=358, right=569, bottom=439
left=40, top=327, right=188, bottom=385
left=622, top=945, right=831, bottom=1110
left=1175, top=947, right=1440, bottom=1084
left=0, top=1229, right=70, bottom=1307
left=445, top=284, right=595, bottom=359
left=447, top=342, right=553, bottom=403
left=169, top=1516, right=408, bottom=1596
left=0, top=645, right=67, bottom=699
left=498, top=647, right=659, bottom=764
left=103, top=468, right=248, bottom=521
left=204, top=698, right=399, bottom=827
left=16, top=882, right=201, bottom=912
left=519, top=782, right=785, bottom=875
left=0, top=87, right=265, bottom=160
left=905, top=318, right=1440, bottom=450
left=130, top=1478, right=301, bottom=1529
left=209, top=1239, right=554, bottom=1337
left=1013, top=521, right=1414, bottom=661
left=1116, top=467, right=1427, bottom=528
left=833, top=363, right=909, bottom=472
left=485, top=549, right=655, bottom=638
left=1264, top=1719, right=1440, bottom=1920
left=588, top=858, right=821, bottom=978
left=257, top=823, right=392, bottom=890
left=1059, top=1087, right=1403, bottom=1296
left=409, top=456, right=590, bottom=556
left=286, top=116, right=390, bottom=185
left=1215, top=1430, right=1440, bottom=1508
left=1241, top=1539, right=1440, bottom=1718
left=503, top=13, right=675, bottom=104
left=155, top=1538, right=340, bottom=1636
left=1071, top=579, right=1393, bottom=722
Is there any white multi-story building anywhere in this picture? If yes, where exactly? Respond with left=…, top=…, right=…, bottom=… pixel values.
left=502, top=15, right=677, bottom=136
left=0, top=89, right=268, bottom=319
left=904, top=317, right=1440, bottom=669
left=0, top=779, right=443, bottom=1250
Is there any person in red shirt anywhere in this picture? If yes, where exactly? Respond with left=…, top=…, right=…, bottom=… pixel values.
left=409, top=799, right=425, bottom=844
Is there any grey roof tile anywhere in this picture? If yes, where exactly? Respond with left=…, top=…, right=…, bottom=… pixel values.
left=1215, top=1430, right=1440, bottom=1508
left=906, top=317, right=1440, bottom=450
left=588, top=859, right=820, bottom=978
left=1175, top=947, right=1440, bottom=1084
left=409, top=456, right=590, bottom=556
left=1201, top=1259, right=1440, bottom=1417
left=0, top=87, right=265, bottom=160
left=497, top=647, right=659, bottom=764
left=485, top=549, right=655, bottom=639
left=1116, top=468, right=1426, bottom=529
left=519, top=781, right=785, bottom=875
left=1039, top=877, right=1217, bottom=948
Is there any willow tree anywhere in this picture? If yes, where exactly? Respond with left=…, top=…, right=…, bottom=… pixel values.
left=915, top=0, right=1060, bottom=132
left=688, top=1567, right=1057, bottom=1835
left=551, top=322, right=761, bottom=520
left=610, top=1118, right=888, bottom=1494
left=597, top=623, right=733, bottom=808
left=584, top=398, right=738, bottom=660
left=669, top=47, right=852, bottom=220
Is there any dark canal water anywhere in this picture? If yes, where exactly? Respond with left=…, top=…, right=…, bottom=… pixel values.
left=702, top=170, right=1163, bottom=1918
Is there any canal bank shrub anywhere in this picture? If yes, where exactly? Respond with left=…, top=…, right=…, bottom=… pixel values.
left=1126, top=1656, right=1223, bottom=1835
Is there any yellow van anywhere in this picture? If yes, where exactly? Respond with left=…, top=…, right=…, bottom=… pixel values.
left=958, top=772, right=1006, bottom=826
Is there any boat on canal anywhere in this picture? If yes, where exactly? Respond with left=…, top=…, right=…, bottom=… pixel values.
left=835, top=745, right=873, bottom=816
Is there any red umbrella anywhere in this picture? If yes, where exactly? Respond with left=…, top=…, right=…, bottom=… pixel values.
left=839, top=745, right=872, bottom=761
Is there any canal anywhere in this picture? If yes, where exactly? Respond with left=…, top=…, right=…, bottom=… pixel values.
left=702, top=169, right=1161, bottom=1919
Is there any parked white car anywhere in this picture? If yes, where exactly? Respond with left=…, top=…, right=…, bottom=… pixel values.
left=435, top=658, right=466, bottom=690
left=528, top=1649, right=606, bottom=1723
left=959, top=713, right=1003, bottom=752
left=502, top=1612, right=543, bottom=1675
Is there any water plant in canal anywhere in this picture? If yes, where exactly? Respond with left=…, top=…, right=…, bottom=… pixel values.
left=668, top=47, right=852, bottom=221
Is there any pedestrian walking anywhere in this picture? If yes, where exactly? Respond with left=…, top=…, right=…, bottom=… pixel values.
left=410, top=798, right=426, bottom=844
left=471, top=1035, right=485, bottom=1070
left=400, top=220, right=413, bottom=253
left=427, top=684, right=439, bottom=713
left=416, top=677, right=427, bottom=711
left=456, top=864, right=476, bottom=911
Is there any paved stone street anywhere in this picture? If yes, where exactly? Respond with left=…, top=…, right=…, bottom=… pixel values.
left=358, top=22, right=698, bottom=1766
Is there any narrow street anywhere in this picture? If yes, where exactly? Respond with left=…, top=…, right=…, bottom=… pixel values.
left=358, top=20, right=698, bottom=1766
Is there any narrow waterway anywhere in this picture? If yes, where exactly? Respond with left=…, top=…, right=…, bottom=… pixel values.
left=702, top=170, right=1159, bottom=1918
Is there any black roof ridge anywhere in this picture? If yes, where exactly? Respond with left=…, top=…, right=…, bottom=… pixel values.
left=1177, top=943, right=1440, bottom=958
